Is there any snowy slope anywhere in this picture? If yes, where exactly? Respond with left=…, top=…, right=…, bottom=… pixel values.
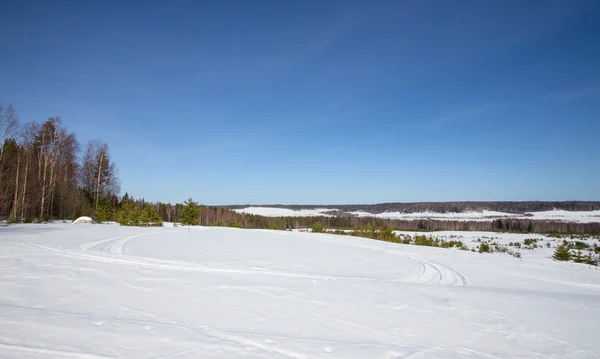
left=233, top=207, right=600, bottom=223
left=1, top=224, right=600, bottom=358
left=233, top=207, right=336, bottom=217
left=348, top=210, right=518, bottom=221
left=525, top=209, right=600, bottom=223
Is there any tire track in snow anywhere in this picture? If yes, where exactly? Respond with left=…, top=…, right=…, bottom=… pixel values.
left=27, top=229, right=468, bottom=286
left=310, top=233, right=468, bottom=286
left=76, top=236, right=122, bottom=251
left=23, top=241, right=439, bottom=284
left=75, top=231, right=165, bottom=255
left=403, top=257, right=467, bottom=286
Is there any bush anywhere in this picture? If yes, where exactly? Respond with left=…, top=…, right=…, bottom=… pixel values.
left=523, top=238, right=536, bottom=246
left=479, top=243, right=491, bottom=253
left=415, top=235, right=436, bottom=247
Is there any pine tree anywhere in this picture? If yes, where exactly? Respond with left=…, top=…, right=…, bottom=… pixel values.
left=311, top=221, right=324, bottom=233
left=180, top=198, right=200, bottom=226
left=552, top=244, right=571, bottom=261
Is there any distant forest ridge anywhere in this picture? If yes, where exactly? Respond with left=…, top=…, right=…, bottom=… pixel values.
left=223, top=201, right=600, bottom=214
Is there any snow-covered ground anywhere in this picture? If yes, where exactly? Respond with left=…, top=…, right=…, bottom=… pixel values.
left=348, top=210, right=516, bottom=221
left=233, top=207, right=337, bottom=217
left=526, top=209, right=600, bottom=223
left=394, top=230, right=599, bottom=260
left=1, top=224, right=600, bottom=358
left=234, top=207, right=600, bottom=223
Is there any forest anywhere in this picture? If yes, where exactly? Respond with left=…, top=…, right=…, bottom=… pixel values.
left=0, top=104, right=119, bottom=222
left=1, top=104, right=598, bottom=235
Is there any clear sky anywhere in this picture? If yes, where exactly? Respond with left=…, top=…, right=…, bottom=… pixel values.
left=1, top=0, right=599, bottom=205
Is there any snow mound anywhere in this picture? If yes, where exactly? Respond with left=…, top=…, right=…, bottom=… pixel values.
left=72, top=216, right=94, bottom=224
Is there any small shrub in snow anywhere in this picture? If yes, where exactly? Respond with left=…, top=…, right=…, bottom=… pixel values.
left=585, top=251, right=598, bottom=266
left=572, top=250, right=585, bottom=263
left=573, top=241, right=590, bottom=250
left=552, top=244, right=571, bottom=261
left=479, top=243, right=491, bottom=253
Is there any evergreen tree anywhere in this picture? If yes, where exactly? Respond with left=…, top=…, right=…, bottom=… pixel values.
left=552, top=244, right=571, bottom=261
left=117, top=193, right=133, bottom=226
left=141, top=203, right=162, bottom=227
left=585, top=251, right=597, bottom=266
left=311, top=221, right=324, bottom=233
left=379, top=224, right=397, bottom=242
left=95, top=195, right=113, bottom=223
left=180, top=198, right=200, bottom=226
left=573, top=250, right=584, bottom=263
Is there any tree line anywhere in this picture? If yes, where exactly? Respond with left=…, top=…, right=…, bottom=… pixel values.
left=86, top=194, right=600, bottom=235
left=0, top=104, right=119, bottom=222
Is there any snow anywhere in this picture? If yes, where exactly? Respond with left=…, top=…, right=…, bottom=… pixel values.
left=525, top=209, right=600, bottom=223
left=233, top=207, right=337, bottom=217
left=72, top=216, right=94, bottom=224
left=1, top=223, right=600, bottom=358
left=348, top=210, right=518, bottom=221
left=234, top=207, right=600, bottom=223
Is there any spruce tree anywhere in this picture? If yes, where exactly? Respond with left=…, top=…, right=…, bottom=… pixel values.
left=585, top=251, right=597, bottom=266
left=117, top=193, right=134, bottom=226
left=180, top=198, right=200, bottom=226
left=141, top=203, right=163, bottom=227
left=95, top=196, right=113, bottom=223
left=311, top=221, right=324, bottom=233
left=573, top=250, right=584, bottom=263
left=552, top=244, right=571, bottom=261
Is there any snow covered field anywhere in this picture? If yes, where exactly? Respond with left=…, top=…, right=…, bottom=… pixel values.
left=1, top=224, right=600, bottom=358
left=233, top=207, right=336, bottom=217
left=234, top=207, right=600, bottom=223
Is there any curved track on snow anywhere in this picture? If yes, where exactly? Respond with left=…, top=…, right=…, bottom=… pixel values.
left=26, top=228, right=467, bottom=286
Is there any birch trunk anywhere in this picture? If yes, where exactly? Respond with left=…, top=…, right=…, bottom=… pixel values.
left=95, top=150, right=104, bottom=215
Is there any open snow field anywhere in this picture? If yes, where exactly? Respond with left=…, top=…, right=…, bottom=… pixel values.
left=233, top=207, right=336, bottom=217
left=1, top=224, right=600, bottom=358
left=233, top=207, right=600, bottom=223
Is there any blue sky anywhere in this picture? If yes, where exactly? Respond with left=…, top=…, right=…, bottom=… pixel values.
left=1, top=0, right=599, bottom=204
